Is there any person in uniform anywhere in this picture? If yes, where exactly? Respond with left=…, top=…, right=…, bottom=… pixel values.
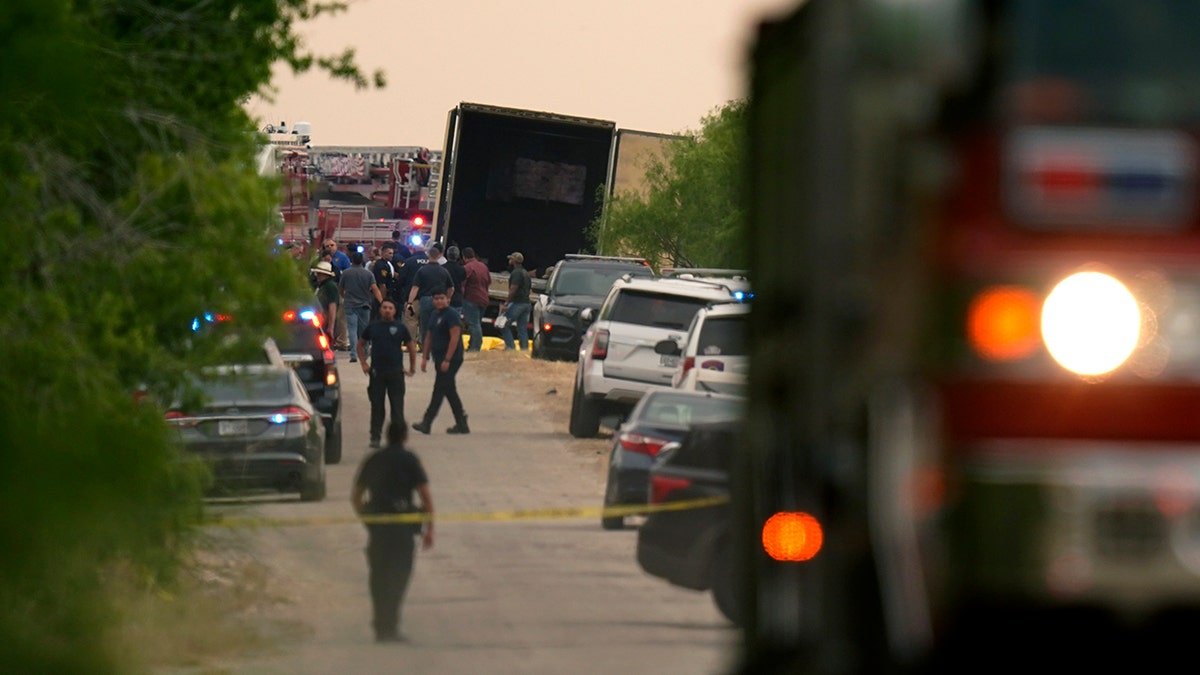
left=356, top=299, right=416, bottom=448
left=351, top=420, right=435, bottom=642
left=412, top=287, right=469, bottom=434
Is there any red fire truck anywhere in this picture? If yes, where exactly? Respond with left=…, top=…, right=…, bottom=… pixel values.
left=741, top=0, right=1200, bottom=671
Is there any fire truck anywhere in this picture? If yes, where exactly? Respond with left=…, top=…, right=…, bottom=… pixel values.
left=260, top=123, right=437, bottom=252
left=740, top=0, right=1200, bottom=671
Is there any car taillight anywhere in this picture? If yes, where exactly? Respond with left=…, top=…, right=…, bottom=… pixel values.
left=650, top=475, right=691, bottom=504
left=617, top=432, right=670, bottom=456
left=542, top=322, right=552, bottom=333
left=326, top=370, right=338, bottom=386
left=591, top=329, right=610, bottom=360
left=164, top=411, right=197, bottom=427
left=679, top=356, right=695, bottom=378
left=317, top=332, right=330, bottom=350
left=269, top=406, right=310, bottom=424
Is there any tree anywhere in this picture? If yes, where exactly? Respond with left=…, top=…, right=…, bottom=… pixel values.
left=0, top=1, right=380, bottom=671
left=590, top=100, right=749, bottom=270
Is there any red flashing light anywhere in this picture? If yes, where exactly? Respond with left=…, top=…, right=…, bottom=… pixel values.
left=412, top=215, right=426, bottom=227
left=317, top=332, right=330, bottom=350
left=283, top=310, right=297, bottom=322
left=542, top=323, right=552, bottom=332
left=762, top=512, right=823, bottom=562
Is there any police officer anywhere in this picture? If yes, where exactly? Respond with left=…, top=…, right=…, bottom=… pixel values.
left=412, top=287, right=469, bottom=435
left=351, top=420, right=435, bottom=643
left=356, top=299, right=416, bottom=448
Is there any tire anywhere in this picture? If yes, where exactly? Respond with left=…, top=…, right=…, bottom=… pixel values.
left=711, top=541, right=742, bottom=625
left=324, top=417, right=343, bottom=465
left=531, top=331, right=547, bottom=360
left=300, top=476, right=326, bottom=502
left=601, top=467, right=624, bottom=530
left=569, top=380, right=601, bottom=438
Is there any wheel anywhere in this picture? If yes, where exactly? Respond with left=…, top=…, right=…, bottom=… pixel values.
left=324, top=417, right=342, bottom=465
left=569, top=379, right=601, bottom=438
left=300, top=476, right=326, bottom=502
left=601, top=467, right=625, bottom=530
left=710, top=540, right=742, bottom=625
left=531, top=331, right=547, bottom=360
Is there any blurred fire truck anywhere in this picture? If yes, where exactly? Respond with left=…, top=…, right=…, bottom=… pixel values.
left=259, top=123, right=437, bottom=252
left=740, top=0, right=1200, bottom=672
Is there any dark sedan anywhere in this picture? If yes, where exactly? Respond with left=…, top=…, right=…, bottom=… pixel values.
left=636, top=419, right=740, bottom=623
left=600, top=390, right=743, bottom=530
left=167, top=364, right=327, bottom=501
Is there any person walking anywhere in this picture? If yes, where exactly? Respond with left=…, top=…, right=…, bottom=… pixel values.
left=412, top=288, right=469, bottom=435
left=311, top=260, right=340, bottom=342
left=406, top=242, right=453, bottom=347
left=357, top=299, right=417, bottom=448
left=351, top=420, right=434, bottom=643
left=461, top=247, right=491, bottom=352
left=396, top=243, right=429, bottom=348
left=499, top=251, right=532, bottom=351
left=339, top=251, right=376, bottom=363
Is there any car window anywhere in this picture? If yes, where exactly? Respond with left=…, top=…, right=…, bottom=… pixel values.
left=197, top=370, right=292, bottom=402
left=280, top=321, right=321, bottom=352
left=695, top=316, right=747, bottom=356
left=608, top=290, right=712, bottom=329
left=643, top=394, right=743, bottom=427
left=555, top=267, right=649, bottom=296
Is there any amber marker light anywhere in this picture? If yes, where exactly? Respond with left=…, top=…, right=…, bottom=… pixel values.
left=966, top=286, right=1042, bottom=361
left=762, top=512, right=823, bottom=562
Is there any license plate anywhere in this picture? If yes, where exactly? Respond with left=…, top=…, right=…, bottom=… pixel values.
left=218, top=419, right=248, bottom=436
left=660, top=354, right=679, bottom=367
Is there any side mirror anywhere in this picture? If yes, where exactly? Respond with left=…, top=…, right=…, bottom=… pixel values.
left=654, top=339, right=681, bottom=356
left=580, top=308, right=594, bottom=322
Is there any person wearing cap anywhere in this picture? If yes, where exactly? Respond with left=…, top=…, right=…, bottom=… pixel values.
left=311, top=260, right=340, bottom=341
left=443, top=246, right=466, bottom=311
left=499, top=251, right=532, bottom=350
left=407, top=243, right=454, bottom=346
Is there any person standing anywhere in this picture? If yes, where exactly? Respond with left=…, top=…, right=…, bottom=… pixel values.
left=461, top=247, right=491, bottom=352
left=371, top=242, right=399, bottom=321
left=499, top=251, right=532, bottom=351
left=396, top=243, right=429, bottom=347
left=443, top=246, right=466, bottom=312
left=339, top=251, right=376, bottom=363
left=357, top=299, right=416, bottom=448
left=311, top=261, right=340, bottom=342
left=412, top=288, right=469, bottom=434
left=351, top=420, right=434, bottom=643
left=407, top=242, right=454, bottom=344
left=325, top=240, right=353, bottom=351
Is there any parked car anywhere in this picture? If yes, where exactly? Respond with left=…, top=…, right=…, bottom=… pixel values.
left=570, top=271, right=750, bottom=438
left=531, top=254, right=655, bottom=361
left=166, top=363, right=327, bottom=501
left=656, top=302, right=749, bottom=396
left=601, top=390, right=744, bottom=530
left=636, top=419, right=740, bottom=624
left=278, top=307, right=342, bottom=464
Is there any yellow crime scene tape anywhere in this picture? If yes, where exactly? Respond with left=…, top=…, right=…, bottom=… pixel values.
left=203, top=495, right=730, bottom=529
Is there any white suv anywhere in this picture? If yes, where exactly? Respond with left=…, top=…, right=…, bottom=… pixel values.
left=659, top=301, right=749, bottom=396
left=569, top=272, right=750, bottom=438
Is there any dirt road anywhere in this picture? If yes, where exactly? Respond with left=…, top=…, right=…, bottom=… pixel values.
left=190, top=348, right=739, bottom=675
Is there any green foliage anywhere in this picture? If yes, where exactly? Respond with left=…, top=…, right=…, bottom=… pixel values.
left=590, top=100, right=749, bottom=270
left=0, top=0, right=381, bottom=670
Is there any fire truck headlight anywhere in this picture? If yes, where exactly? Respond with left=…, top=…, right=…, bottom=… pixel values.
left=1042, top=271, right=1140, bottom=376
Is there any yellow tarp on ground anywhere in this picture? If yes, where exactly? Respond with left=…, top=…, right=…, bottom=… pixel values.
left=463, top=335, right=506, bottom=351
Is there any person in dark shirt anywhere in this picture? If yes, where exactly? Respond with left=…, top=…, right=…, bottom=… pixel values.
left=356, top=299, right=416, bottom=447
left=412, top=287, right=469, bottom=434
left=443, top=245, right=466, bottom=310
left=351, top=420, right=434, bottom=643
left=311, top=261, right=340, bottom=342
left=407, top=242, right=454, bottom=343
left=499, top=251, right=532, bottom=350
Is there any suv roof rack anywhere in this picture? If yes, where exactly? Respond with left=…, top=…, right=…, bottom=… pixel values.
left=660, top=267, right=749, bottom=280
left=621, top=273, right=747, bottom=297
left=564, top=253, right=651, bottom=265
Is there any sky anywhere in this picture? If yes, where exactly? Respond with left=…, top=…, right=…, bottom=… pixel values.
left=245, top=0, right=799, bottom=150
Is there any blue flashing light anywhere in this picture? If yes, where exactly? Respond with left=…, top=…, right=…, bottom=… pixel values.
left=409, top=234, right=423, bottom=247
left=191, top=318, right=201, bottom=332
left=299, top=309, right=317, bottom=322
left=269, top=413, right=287, bottom=424
left=733, top=290, right=755, bottom=303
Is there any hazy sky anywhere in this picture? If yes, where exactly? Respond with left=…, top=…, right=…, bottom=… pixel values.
left=245, top=0, right=798, bottom=150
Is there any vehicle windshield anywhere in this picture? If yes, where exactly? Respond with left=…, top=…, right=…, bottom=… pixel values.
left=554, top=267, right=650, bottom=297
left=1006, top=0, right=1200, bottom=124
left=194, top=370, right=291, bottom=403
left=641, top=393, right=743, bottom=427
left=608, top=291, right=712, bottom=329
